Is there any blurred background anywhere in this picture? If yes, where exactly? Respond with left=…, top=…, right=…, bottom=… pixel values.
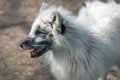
left=0, top=0, right=120, bottom=80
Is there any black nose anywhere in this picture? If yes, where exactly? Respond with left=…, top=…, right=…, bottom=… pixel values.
left=19, top=38, right=32, bottom=49
left=19, top=43, right=23, bottom=48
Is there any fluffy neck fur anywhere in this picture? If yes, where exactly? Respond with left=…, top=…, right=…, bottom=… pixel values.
left=45, top=12, right=101, bottom=80
left=43, top=1, right=120, bottom=80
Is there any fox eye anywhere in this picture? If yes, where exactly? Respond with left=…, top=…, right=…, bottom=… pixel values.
left=35, top=29, right=48, bottom=35
left=35, top=30, right=41, bottom=35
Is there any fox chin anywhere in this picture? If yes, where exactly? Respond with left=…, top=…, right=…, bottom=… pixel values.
left=20, top=1, right=120, bottom=80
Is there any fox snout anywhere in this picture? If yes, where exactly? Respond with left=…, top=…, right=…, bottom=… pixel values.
left=19, top=38, right=33, bottom=50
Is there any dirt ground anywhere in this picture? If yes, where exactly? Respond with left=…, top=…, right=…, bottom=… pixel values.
left=0, top=0, right=120, bottom=80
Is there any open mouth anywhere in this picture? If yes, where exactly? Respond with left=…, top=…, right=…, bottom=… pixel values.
left=29, top=42, right=52, bottom=58
left=30, top=45, right=46, bottom=58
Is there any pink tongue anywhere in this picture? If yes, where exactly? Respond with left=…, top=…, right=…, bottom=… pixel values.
left=30, top=48, right=40, bottom=58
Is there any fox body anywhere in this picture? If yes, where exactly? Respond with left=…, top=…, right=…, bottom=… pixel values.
left=20, top=1, right=120, bottom=80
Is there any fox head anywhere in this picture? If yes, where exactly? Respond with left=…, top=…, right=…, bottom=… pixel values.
left=19, top=3, right=71, bottom=58
left=19, top=2, right=90, bottom=58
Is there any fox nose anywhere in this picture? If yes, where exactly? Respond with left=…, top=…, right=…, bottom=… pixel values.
left=19, top=38, right=33, bottom=49
left=19, top=43, right=23, bottom=48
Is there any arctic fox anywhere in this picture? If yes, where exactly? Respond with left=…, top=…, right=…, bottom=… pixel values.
left=20, top=1, right=120, bottom=80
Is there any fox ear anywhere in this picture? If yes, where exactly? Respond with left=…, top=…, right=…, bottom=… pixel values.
left=40, top=2, right=49, bottom=12
left=50, top=11, right=63, bottom=34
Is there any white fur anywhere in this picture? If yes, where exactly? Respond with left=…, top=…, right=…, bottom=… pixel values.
left=30, top=1, right=120, bottom=80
